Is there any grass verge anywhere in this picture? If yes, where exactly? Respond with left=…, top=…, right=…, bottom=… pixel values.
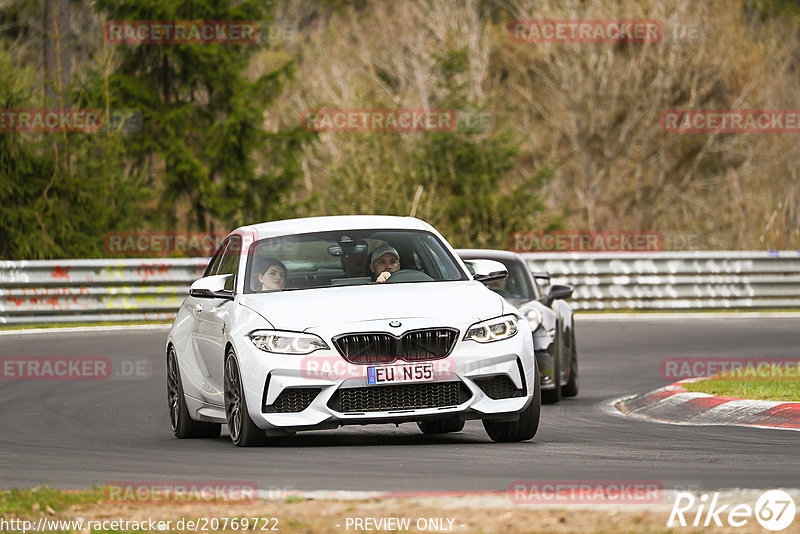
left=0, top=487, right=104, bottom=517
left=0, top=486, right=749, bottom=534
left=683, top=375, right=800, bottom=401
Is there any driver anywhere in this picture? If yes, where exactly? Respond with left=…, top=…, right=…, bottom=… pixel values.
left=369, top=244, right=400, bottom=283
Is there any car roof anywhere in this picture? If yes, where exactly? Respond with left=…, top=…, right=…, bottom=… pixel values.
left=456, top=248, right=526, bottom=262
left=236, top=215, right=434, bottom=240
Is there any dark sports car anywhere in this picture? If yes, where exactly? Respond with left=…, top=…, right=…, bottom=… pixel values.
left=457, top=249, right=578, bottom=404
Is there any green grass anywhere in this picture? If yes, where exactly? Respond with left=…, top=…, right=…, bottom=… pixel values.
left=0, top=487, right=103, bottom=516
left=0, top=487, right=292, bottom=533
left=683, top=376, right=800, bottom=401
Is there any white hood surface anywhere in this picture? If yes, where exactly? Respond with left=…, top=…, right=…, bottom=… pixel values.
left=238, top=281, right=504, bottom=330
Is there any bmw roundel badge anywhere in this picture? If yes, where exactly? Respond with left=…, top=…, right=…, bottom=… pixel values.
left=389, top=320, right=402, bottom=328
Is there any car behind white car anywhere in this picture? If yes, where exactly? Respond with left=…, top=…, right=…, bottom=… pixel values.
left=167, top=215, right=540, bottom=446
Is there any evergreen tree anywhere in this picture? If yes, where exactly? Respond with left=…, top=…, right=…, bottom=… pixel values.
left=91, top=0, right=312, bottom=232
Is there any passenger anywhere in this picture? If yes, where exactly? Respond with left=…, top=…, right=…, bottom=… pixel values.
left=369, top=244, right=400, bottom=283
left=256, top=258, right=287, bottom=292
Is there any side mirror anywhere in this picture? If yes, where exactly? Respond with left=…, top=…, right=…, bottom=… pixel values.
left=545, top=284, right=573, bottom=306
left=189, top=274, right=234, bottom=300
left=463, top=259, right=508, bottom=283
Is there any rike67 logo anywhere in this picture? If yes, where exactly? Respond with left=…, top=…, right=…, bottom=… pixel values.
left=668, top=490, right=796, bottom=531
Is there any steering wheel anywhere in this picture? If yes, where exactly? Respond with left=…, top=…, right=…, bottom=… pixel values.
left=384, top=270, right=435, bottom=283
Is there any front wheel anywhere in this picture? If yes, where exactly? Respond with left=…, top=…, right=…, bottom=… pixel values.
left=483, top=366, right=541, bottom=442
left=224, top=349, right=272, bottom=447
left=167, top=347, right=221, bottom=439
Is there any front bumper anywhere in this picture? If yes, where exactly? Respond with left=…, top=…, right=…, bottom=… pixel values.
left=534, top=328, right=558, bottom=390
left=236, top=325, right=536, bottom=435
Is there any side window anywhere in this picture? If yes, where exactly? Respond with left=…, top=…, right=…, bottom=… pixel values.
left=203, top=240, right=228, bottom=277
left=217, top=236, right=242, bottom=291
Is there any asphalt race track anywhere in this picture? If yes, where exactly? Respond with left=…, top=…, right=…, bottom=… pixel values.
left=1, top=316, right=798, bottom=493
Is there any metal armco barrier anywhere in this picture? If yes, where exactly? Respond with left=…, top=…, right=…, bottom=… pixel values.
left=1, top=252, right=799, bottom=324
left=522, top=251, right=800, bottom=310
left=0, top=259, right=207, bottom=325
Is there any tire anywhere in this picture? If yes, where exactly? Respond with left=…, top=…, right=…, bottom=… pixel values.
left=224, top=349, right=272, bottom=447
left=167, top=346, right=221, bottom=439
left=541, top=329, right=562, bottom=404
left=562, top=326, right=579, bottom=398
left=483, top=365, right=541, bottom=443
left=417, top=417, right=465, bottom=435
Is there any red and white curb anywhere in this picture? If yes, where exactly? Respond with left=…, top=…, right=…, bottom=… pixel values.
left=614, top=378, right=800, bottom=431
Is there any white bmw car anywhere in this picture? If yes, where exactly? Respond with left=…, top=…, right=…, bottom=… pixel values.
left=166, top=215, right=540, bottom=446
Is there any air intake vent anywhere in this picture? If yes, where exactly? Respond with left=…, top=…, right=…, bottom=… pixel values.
left=473, top=375, right=524, bottom=400
left=328, top=382, right=470, bottom=413
left=265, top=387, right=321, bottom=413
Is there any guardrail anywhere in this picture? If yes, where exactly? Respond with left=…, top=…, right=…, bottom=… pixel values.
left=522, top=251, right=800, bottom=310
left=0, top=259, right=207, bottom=325
left=1, top=252, right=798, bottom=324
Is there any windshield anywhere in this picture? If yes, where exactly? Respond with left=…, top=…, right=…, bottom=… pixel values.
left=244, top=229, right=468, bottom=293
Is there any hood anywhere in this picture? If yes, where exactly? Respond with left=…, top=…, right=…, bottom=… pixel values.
left=238, top=281, right=504, bottom=330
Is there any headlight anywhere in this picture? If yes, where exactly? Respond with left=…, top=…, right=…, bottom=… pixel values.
left=464, top=315, right=519, bottom=343
left=524, top=308, right=542, bottom=331
left=249, top=330, right=329, bottom=354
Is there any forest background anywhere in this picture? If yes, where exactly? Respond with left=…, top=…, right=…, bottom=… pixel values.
left=1, top=0, right=799, bottom=259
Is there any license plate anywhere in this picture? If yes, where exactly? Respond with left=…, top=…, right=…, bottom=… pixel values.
left=367, top=362, right=434, bottom=385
